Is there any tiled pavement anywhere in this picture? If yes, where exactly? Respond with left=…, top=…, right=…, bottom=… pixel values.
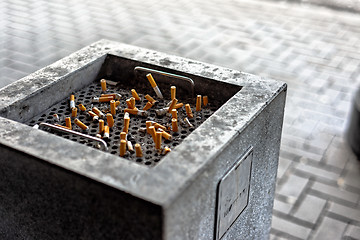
left=1, top=0, right=360, bottom=239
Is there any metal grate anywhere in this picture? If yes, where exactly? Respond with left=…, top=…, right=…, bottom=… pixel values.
left=27, top=80, right=220, bottom=167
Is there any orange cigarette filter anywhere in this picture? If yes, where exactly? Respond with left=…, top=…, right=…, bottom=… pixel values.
left=174, top=103, right=183, bottom=109
left=154, top=122, right=167, bottom=131
left=167, top=98, right=178, bottom=113
left=130, top=97, right=136, bottom=109
left=110, top=100, right=116, bottom=115
left=99, top=119, right=105, bottom=134
left=155, top=131, right=162, bottom=150
left=123, top=115, right=130, bottom=133
left=131, top=89, right=141, bottom=101
left=55, top=124, right=70, bottom=130
left=119, top=139, right=127, bottom=156
left=135, top=143, right=143, bottom=157
left=78, top=104, right=86, bottom=111
left=196, top=95, right=202, bottom=111
left=124, top=108, right=138, bottom=114
left=100, top=79, right=107, bottom=92
left=203, top=96, right=208, bottom=106
left=74, top=118, right=89, bottom=130
left=143, top=101, right=154, bottom=111
left=106, top=113, right=114, bottom=128
left=163, top=146, right=171, bottom=155
left=172, top=118, right=178, bottom=132
left=65, top=117, right=72, bottom=130
left=171, top=86, right=176, bottom=100
left=145, top=94, right=156, bottom=104
left=92, top=107, right=105, bottom=118
left=101, top=93, right=121, bottom=100
left=103, top=125, right=110, bottom=139
left=96, top=96, right=114, bottom=102
left=120, top=132, right=127, bottom=140
left=71, top=107, right=77, bottom=118
left=185, top=104, right=194, bottom=118
left=146, top=121, right=153, bottom=134
left=148, top=126, right=156, bottom=141
left=171, top=109, right=178, bottom=119
left=115, top=100, right=121, bottom=107
left=161, top=131, right=172, bottom=140
left=88, top=111, right=97, bottom=118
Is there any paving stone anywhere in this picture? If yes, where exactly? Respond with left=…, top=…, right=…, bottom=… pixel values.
left=343, top=224, right=360, bottom=240
left=311, top=181, right=359, bottom=204
left=277, top=157, right=292, bottom=180
left=277, top=174, right=308, bottom=201
left=293, top=194, right=327, bottom=224
left=329, top=202, right=360, bottom=222
left=295, top=161, right=341, bottom=181
left=342, top=156, right=360, bottom=189
left=273, top=198, right=293, bottom=215
left=312, top=216, right=347, bottom=240
left=271, top=215, right=312, bottom=239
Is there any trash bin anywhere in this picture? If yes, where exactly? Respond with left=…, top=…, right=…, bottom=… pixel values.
left=0, top=40, right=287, bottom=239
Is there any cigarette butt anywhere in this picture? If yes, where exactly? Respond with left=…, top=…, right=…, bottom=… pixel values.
left=146, top=121, right=153, bottom=134
left=163, top=146, right=171, bottom=155
left=126, top=99, right=134, bottom=109
left=171, top=86, right=176, bottom=100
left=55, top=124, right=70, bottom=130
left=99, top=119, right=105, bottom=134
left=135, top=143, right=143, bottom=157
left=196, top=95, right=202, bottom=111
left=131, top=89, right=141, bottom=101
left=123, top=115, right=130, bottom=133
left=168, top=98, right=178, bottom=113
left=106, top=113, right=114, bottom=128
left=174, top=103, right=183, bottom=109
left=120, top=139, right=127, bottom=156
left=184, top=117, right=194, bottom=128
left=146, top=73, right=157, bottom=88
left=103, top=125, right=110, bottom=139
left=127, top=140, right=134, bottom=153
left=149, top=126, right=156, bottom=141
left=130, top=97, right=136, bottom=109
left=100, top=79, right=107, bottom=92
left=203, top=96, right=208, bottom=106
left=71, top=107, right=77, bottom=118
left=171, top=109, right=178, bottom=119
left=161, top=131, right=172, bottom=140
left=65, top=117, right=72, bottom=130
left=154, top=122, right=167, bottom=131
left=92, top=107, right=105, bottom=118
left=74, top=118, right=89, bottom=130
left=115, top=101, right=121, bottom=107
left=155, top=131, right=162, bottom=150
left=78, top=104, right=86, bottom=111
left=120, top=132, right=127, bottom=140
left=172, top=118, right=178, bottom=132
left=143, top=101, right=154, bottom=111
left=70, top=94, right=75, bottom=110
left=92, top=96, right=114, bottom=103
left=53, top=114, right=60, bottom=122
left=124, top=108, right=148, bottom=117
left=145, top=94, right=156, bottom=104
left=185, top=104, right=194, bottom=118
left=146, top=74, right=163, bottom=99
left=101, top=93, right=121, bottom=100
left=110, top=100, right=116, bottom=115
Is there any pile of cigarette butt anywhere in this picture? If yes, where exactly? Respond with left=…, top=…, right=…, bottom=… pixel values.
left=42, top=73, right=210, bottom=162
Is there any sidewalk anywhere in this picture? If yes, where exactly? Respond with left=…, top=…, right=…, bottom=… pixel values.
left=1, top=0, right=360, bottom=239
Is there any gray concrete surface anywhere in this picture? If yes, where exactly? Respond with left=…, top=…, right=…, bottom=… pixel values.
left=0, top=0, right=360, bottom=239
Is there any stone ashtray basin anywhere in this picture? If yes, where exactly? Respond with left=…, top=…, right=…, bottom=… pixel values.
left=0, top=40, right=286, bottom=240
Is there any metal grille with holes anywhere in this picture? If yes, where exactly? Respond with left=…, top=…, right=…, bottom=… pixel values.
left=26, top=80, right=220, bottom=167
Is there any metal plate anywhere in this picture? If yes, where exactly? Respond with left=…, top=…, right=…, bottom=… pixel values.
left=215, top=147, right=253, bottom=239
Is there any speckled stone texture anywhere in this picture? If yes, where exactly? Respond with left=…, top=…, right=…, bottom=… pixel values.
left=0, top=40, right=286, bottom=239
